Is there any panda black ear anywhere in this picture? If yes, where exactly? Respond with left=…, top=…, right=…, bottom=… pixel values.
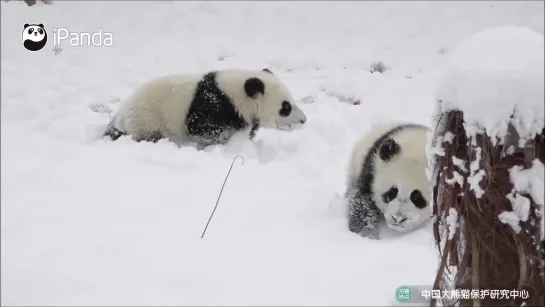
left=378, top=138, right=401, bottom=161
left=38, top=24, right=44, bottom=28
left=24, top=24, right=30, bottom=29
left=262, top=68, right=273, bottom=74
left=244, top=77, right=265, bottom=99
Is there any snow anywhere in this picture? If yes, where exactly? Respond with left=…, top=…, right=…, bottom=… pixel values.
left=499, top=211, right=522, bottom=233
left=443, top=131, right=455, bottom=144
left=430, top=135, right=447, bottom=157
left=468, top=147, right=486, bottom=198
left=510, top=161, right=545, bottom=208
left=445, top=171, right=464, bottom=187
left=452, top=156, right=468, bottom=173
left=508, top=160, right=545, bottom=237
left=506, top=190, right=531, bottom=222
left=435, top=25, right=545, bottom=146
left=446, top=208, right=459, bottom=240
left=2, top=1, right=544, bottom=305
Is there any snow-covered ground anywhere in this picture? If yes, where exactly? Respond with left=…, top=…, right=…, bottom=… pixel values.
left=1, top=1, right=543, bottom=305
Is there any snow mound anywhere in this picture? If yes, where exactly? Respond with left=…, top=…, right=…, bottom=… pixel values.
left=435, top=25, right=544, bottom=145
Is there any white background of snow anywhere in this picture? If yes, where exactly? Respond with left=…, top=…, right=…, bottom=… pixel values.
left=1, top=1, right=543, bottom=305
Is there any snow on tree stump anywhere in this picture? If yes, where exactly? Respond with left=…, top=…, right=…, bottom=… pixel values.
left=427, top=26, right=544, bottom=307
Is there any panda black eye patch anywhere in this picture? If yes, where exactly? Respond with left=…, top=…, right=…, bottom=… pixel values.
left=410, top=189, right=427, bottom=208
left=279, top=101, right=291, bottom=117
left=28, top=28, right=34, bottom=34
left=381, top=186, right=398, bottom=203
left=378, top=138, right=401, bottom=161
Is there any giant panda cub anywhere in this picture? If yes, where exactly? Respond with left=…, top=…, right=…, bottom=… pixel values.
left=344, top=122, right=432, bottom=240
left=103, top=69, right=307, bottom=146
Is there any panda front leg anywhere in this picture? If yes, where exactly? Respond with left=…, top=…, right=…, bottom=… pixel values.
left=134, top=130, right=164, bottom=143
left=103, top=118, right=127, bottom=141
left=346, top=189, right=381, bottom=240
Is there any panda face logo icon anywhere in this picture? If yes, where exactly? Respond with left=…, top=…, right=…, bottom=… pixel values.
left=22, top=23, right=48, bottom=51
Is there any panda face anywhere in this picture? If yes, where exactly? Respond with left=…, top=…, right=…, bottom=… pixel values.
left=251, top=73, right=307, bottom=130
left=22, top=23, right=48, bottom=51
left=215, top=69, right=307, bottom=132
left=265, top=89, right=306, bottom=130
left=373, top=137, right=432, bottom=232
left=377, top=182, right=430, bottom=232
left=23, top=24, right=46, bottom=42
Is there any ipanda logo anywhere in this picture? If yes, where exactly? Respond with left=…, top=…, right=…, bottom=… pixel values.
left=22, top=23, right=47, bottom=51
left=22, top=23, right=113, bottom=51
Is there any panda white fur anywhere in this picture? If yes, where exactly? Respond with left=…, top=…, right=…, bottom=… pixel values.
left=103, top=68, right=307, bottom=146
left=344, top=122, right=432, bottom=239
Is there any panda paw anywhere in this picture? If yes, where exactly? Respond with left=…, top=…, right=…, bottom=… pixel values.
left=347, top=194, right=381, bottom=240
left=356, top=226, right=379, bottom=240
left=348, top=215, right=380, bottom=240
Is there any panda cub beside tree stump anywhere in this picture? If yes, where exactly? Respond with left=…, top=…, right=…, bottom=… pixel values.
left=344, top=122, right=432, bottom=240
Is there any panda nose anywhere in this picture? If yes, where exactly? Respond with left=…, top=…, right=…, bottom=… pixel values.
left=392, top=215, right=407, bottom=224
left=300, top=119, right=306, bottom=124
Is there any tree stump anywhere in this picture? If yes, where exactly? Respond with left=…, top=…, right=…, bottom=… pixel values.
left=427, top=26, right=545, bottom=307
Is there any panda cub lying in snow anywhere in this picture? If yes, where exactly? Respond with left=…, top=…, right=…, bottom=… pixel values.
left=103, top=68, right=307, bottom=146
left=345, top=122, right=432, bottom=239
